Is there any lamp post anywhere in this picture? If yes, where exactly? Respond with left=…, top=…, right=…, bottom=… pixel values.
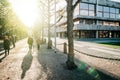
left=54, top=0, right=56, bottom=53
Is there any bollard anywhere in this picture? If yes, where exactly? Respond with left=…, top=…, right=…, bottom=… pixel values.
left=48, top=39, right=52, bottom=49
left=44, top=39, right=46, bottom=44
left=50, top=40, right=52, bottom=49
left=64, top=42, right=67, bottom=54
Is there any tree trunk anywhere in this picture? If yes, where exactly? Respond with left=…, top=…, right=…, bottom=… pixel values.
left=47, top=0, right=52, bottom=49
left=66, top=0, right=77, bottom=70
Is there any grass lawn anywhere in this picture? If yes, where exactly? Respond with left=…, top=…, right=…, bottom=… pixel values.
left=98, top=42, right=120, bottom=49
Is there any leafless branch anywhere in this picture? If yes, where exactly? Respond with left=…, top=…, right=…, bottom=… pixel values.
left=73, top=0, right=81, bottom=10
left=50, top=15, right=63, bottom=27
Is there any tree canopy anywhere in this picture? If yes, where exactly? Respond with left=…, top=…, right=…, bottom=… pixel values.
left=0, top=0, right=28, bottom=39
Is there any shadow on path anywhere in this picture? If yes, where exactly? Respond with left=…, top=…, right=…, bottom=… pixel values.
left=37, top=44, right=118, bottom=80
left=21, top=50, right=33, bottom=79
left=0, top=54, right=6, bottom=62
left=0, top=46, right=15, bottom=62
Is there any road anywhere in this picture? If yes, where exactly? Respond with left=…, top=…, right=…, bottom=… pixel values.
left=52, top=38, right=120, bottom=79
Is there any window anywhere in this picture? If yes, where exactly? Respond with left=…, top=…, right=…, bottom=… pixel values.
left=89, top=11, right=94, bottom=16
left=98, top=31, right=109, bottom=38
left=98, top=6, right=103, bottom=11
left=104, top=13, right=109, bottom=18
left=116, top=9, right=119, bottom=14
left=116, top=14, right=120, bottom=19
left=97, top=20, right=119, bottom=26
left=97, top=12, right=102, bottom=17
left=80, top=3, right=88, bottom=9
left=116, top=8, right=120, bottom=19
left=80, top=19, right=84, bottom=24
left=103, top=7, right=109, bottom=18
left=104, top=7, right=109, bottom=12
left=110, top=13, right=115, bottom=18
left=97, top=6, right=120, bottom=19
left=103, top=21, right=109, bottom=26
left=110, top=8, right=115, bottom=13
left=97, top=6, right=103, bottom=17
left=97, top=21, right=103, bottom=25
left=85, top=19, right=95, bottom=25
left=110, top=8, right=116, bottom=18
left=80, top=10, right=88, bottom=16
left=89, top=4, right=94, bottom=10
left=80, top=3, right=89, bottom=16
left=109, top=22, right=115, bottom=26
left=115, top=22, right=119, bottom=26
left=89, top=4, right=95, bottom=16
left=80, top=3, right=95, bottom=16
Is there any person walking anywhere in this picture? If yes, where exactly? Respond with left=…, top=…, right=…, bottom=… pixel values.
left=36, top=37, right=40, bottom=50
left=11, top=35, right=16, bottom=48
left=3, top=35, right=10, bottom=56
left=27, top=36, right=33, bottom=50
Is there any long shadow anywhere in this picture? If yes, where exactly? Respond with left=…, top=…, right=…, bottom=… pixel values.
left=0, top=53, right=6, bottom=62
left=0, top=47, right=15, bottom=62
left=21, top=50, right=33, bottom=79
left=37, top=45, right=119, bottom=80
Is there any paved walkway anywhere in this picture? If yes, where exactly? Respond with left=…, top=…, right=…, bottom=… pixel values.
left=0, top=39, right=119, bottom=80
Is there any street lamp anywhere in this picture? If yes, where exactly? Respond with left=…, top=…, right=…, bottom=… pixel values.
left=54, top=0, right=56, bottom=53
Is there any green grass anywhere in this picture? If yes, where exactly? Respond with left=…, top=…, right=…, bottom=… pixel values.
left=98, top=42, right=120, bottom=49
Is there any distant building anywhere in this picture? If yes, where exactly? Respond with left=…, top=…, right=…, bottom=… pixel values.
left=56, top=0, right=120, bottom=39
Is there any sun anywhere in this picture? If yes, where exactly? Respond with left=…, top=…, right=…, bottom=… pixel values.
left=8, top=0, right=39, bottom=28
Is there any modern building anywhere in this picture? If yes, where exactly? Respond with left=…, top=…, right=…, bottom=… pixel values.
left=56, top=0, right=120, bottom=39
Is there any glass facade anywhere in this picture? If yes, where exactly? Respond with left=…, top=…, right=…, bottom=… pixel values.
left=79, top=19, right=119, bottom=26
left=57, top=2, right=120, bottom=39
left=97, top=5, right=120, bottom=19
left=78, top=3, right=120, bottom=27
left=79, top=3, right=120, bottom=19
left=80, top=3, right=95, bottom=16
left=79, top=31, right=96, bottom=38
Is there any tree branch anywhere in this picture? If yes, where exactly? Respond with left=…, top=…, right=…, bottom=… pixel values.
left=65, top=0, right=68, bottom=2
left=73, top=0, right=81, bottom=10
left=50, top=15, right=63, bottom=27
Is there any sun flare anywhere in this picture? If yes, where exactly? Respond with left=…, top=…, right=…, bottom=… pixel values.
left=9, top=0, right=39, bottom=27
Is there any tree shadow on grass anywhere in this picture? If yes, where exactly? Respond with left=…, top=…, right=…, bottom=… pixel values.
left=37, top=45, right=119, bottom=80
left=21, top=50, right=33, bottom=79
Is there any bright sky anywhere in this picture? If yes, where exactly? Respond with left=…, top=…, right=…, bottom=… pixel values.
left=9, top=0, right=39, bottom=27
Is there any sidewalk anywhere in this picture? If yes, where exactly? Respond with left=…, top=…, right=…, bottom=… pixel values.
left=38, top=44, right=118, bottom=80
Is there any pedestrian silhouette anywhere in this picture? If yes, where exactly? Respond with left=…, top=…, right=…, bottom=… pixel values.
left=36, top=37, right=40, bottom=50
left=3, top=35, right=10, bottom=56
left=11, top=35, right=16, bottom=48
left=27, top=36, right=33, bottom=50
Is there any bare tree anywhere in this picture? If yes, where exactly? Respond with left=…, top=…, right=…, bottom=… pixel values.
left=65, top=0, right=80, bottom=70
